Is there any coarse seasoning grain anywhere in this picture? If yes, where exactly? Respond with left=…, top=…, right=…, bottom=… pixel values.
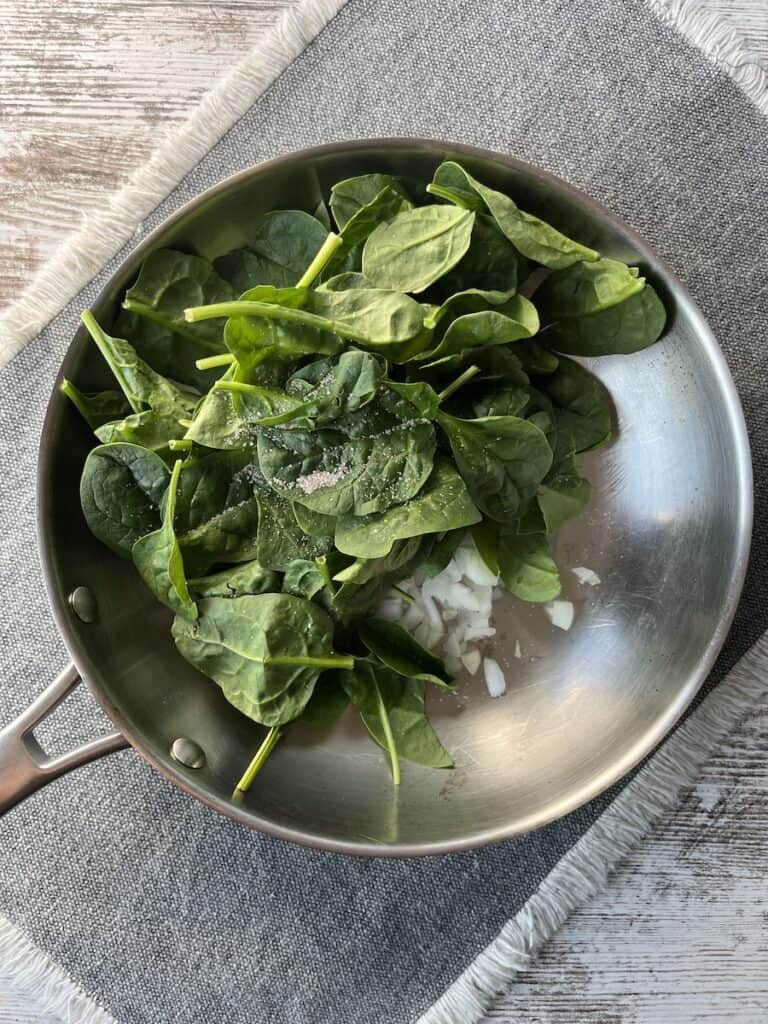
left=295, top=464, right=349, bottom=494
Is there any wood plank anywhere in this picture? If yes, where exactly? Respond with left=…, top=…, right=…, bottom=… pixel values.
left=481, top=704, right=768, bottom=1023
left=0, top=0, right=300, bottom=307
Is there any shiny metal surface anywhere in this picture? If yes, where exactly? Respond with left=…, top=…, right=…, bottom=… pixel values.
left=34, top=139, right=752, bottom=856
left=0, top=665, right=127, bottom=814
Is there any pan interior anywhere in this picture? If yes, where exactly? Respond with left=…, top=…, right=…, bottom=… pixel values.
left=39, top=141, right=750, bottom=854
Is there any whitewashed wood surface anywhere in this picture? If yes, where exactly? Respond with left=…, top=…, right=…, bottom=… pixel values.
left=1, top=2, right=766, bottom=1022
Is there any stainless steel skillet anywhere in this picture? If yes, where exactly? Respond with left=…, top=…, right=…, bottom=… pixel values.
left=0, top=139, right=752, bottom=856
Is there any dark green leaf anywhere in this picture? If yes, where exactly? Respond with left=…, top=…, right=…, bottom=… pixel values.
left=171, top=593, right=350, bottom=726
left=536, top=258, right=645, bottom=320
left=335, top=459, right=481, bottom=558
left=541, top=283, right=666, bottom=356
left=340, top=661, right=453, bottom=769
left=60, top=379, right=131, bottom=430
left=437, top=411, right=553, bottom=522
left=431, top=162, right=599, bottom=269
left=256, top=491, right=333, bottom=571
left=188, top=559, right=279, bottom=598
left=213, top=211, right=328, bottom=291
left=332, top=536, right=422, bottom=585
left=535, top=355, right=613, bottom=456
left=176, top=448, right=264, bottom=566
left=292, top=503, right=335, bottom=538
left=80, top=442, right=170, bottom=557
left=498, top=532, right=562, bottom=602
left=113, top=308, right=220, bottom=391
left=419, top=528, right=467, bottom=577
left=299, top=672, right=349, bottom=726
left=419, top=294, right=539, bottom=362
left=258, top=417, right=436, bottom=518
left=537, top=455, right=591, bottom=532
left=359, top=618, right=453, bottom=690
left=132, top=460, right=196, bottom=617
left=123, top=248, right=233, bottom=347
left=362, top=205, right=475, bottom=293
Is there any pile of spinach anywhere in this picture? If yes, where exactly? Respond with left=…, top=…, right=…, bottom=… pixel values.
left=66, top=162, right=666, bottom=791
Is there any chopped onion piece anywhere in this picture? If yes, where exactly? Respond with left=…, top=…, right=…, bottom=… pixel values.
left=483, top=657, right=507, bottom=698
left=464, top=626, right=496, bottom=641
left=544, top=599, right=575, bottom=631
left=514, top=639, right=522, bottom=659
left=462, top=545, right=499, bottom=586
left=572, top=566, right=601, bottom=586
left=462, top=649, right=482, bottom=675
left=402, top=604, right=424, bottom=630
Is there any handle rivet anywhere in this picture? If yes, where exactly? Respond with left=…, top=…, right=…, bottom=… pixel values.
left=170, top=737, right=206, bottom=769
left=69, top=586, right=97, bottom=623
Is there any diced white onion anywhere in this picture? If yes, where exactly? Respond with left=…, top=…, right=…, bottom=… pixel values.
left=402, top=604, right=424, bottom=630
left=483, top=657, right=507, bottom=697
left=544, top=599, right=575, bottom=631
left=462, top=649, right=482, bottom=675
left=514, top=639, right=522, bottom=659
left=571, top=566, right=601, bottom=586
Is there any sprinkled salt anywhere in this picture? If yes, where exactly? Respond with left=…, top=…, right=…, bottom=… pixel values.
left=295, top=464, right=348, bottom=494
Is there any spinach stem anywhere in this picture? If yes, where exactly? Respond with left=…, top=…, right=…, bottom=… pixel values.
left=295, top=232, right=343, bottom=288
left=196, top=353, right=235, bottom=370
left=168, top=438, right=193, bottom=452
left=426, top=183, right=475, bottom=210
left=373, top=679, right=400, bottom=786
left=185, top=299, right=325, bottom=330
left=214, top=379, right=255, bottom=394
left=437, top=364, right=481, bottom=402
left=80, top=310, right=143, bottom=415
left=235, top=726, right=283, bottom=794
left=121, top=298, right=222, bottom=351
left=271, top=655, right=355, bottom=670
left=390, top=585, right=414, bottom=605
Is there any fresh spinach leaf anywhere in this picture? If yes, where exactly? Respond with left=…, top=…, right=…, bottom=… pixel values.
left=418, top=294, right=539, bottom=362
left=537, top=455, right=591, bottom=532
left=257, top=417, right=436, bottom=518
left=332, top=536, right=422, bottom=585
left=430, top=161, right=599, bottom=268
left=419, top=528, right=467, bottom=576
left=123, top=248, right=233, bottom=348
left=535, top=355, right=613, bottom=456
left=536, top=257, right=645, bottom=319
left=256, top=491, right=333, bottom=571
left=60, top=379, right=131, bottom=430
left=213, top=211, right=328, bottom=291
left=362, top=205, right=475, bottom=293
left=330, top=174, right=410, bottom=236
left=335, top=459, right=481, bottom=559
left=437, top=411, right=553, bottom=522
left=112, top=308, right=220, bottom=391
left=171, top=594, right=353, bottom=726
left=541, top=283, right=666, bottom=356
left=431, top=214, right=523, bottom=298
left=299, top=671, right=350, bottom=726
left=80, top=442, right=170, bottom=557
left=498, top=532, right=562, bottom=602
left=359, top=618, right=453, bottom=690
left=340, top=661, right=453, bottom=773
left=292, top=503, right=336, bottom=538
left=81, top=311, right=196, bottom=418
left=132, top=460, right=196, bottom=618
left=188, top=559, right=279, bottom=598
left=175, top=448, right=264, bottom=566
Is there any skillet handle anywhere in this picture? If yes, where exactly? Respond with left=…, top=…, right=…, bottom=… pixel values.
left=0, top=663, right=128, bottom=814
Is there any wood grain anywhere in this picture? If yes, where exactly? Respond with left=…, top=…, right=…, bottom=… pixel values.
left=481, top=704, right=768, bottom=1023
left=0, top=0, right=299, bottom=308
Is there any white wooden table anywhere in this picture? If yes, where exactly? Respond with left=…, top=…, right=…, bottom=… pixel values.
left=1, top=3, right=766, bottom=1021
